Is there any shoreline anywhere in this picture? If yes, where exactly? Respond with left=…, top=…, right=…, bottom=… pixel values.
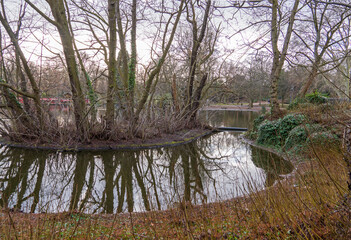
left=0, top=128, right=215, bottom=152
left=202, top=104, right=268, bottom=112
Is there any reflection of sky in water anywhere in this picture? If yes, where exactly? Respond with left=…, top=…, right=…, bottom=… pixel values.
left=0, top=111, right=292, bottom=213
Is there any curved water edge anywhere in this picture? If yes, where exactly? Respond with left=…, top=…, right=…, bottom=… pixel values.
left=0, top=129, right=214, bottom=152
left=241, top=136, right=300, bottom=164
left=0, top=111, right=294, bottom=214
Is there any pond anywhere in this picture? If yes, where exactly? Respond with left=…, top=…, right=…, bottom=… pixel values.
left=0, top=110, right=293, bottom=214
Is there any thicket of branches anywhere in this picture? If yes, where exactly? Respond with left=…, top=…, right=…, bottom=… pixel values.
left=1, top=0, right=351, bottom=144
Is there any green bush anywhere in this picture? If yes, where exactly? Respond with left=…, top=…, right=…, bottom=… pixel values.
left=278, top=114, right=305, bottom=142
left=247, top=115, right=267, bottom=140
left=257, top=119, right=282, bottom=147
left=253, top=115, right=266, bottom=131
left=307, top=131, right=339, bottom=146
left=284, top=124, right=323, bottom=152
left=305, top=90, right=328, bottom=104
left=256, top=114, right=306, bottom=148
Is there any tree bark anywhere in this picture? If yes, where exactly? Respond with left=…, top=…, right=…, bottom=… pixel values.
left=270, top=0, right=300, bottom=115
left=106, top=0, right=117, bottom=130
left=189, top=74, right=208, bottom=121
left=186, top=0, right=211, bottom=105
left=128, top=0, right=137, bottom=106
left=300, top=64, right=319, bottom=96
left=171, top=74, right=180, bottom=113
left=46, top=0, right=87, bottom=140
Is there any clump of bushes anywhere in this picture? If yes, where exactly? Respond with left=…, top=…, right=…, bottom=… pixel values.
left=284, top=124, right=322, bottom=152
left=307, top=131, right=339, bottom=146
left=278, top=114, right=305, bottom=142
left=305, top=90, right=328, bottom=104
left=252, top=112, right=339, bottom=153
left=253, top=115, right=266, bottom=131
left=288, top=91, right=329, bottom=110
left=247, top=114, right=266, bottom=140
left=256, top=113, right=305, bottom=148
left=257, top=119, right=282, bottom=147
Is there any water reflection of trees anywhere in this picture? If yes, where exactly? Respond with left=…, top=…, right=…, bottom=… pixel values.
left=250, top=146, right=294, bottom=187
left=0, top=140, right=224, bottom=213
left=0, top=134, right=293, bottom=214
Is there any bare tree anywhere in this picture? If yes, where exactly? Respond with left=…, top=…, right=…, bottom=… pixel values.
left=295, top=1, right=351, bottom=96
left=270, top=0, right=300, bottom=115
left=26, top=0, right=89, bottom=140
left=0, top=1, right=44, bottom=130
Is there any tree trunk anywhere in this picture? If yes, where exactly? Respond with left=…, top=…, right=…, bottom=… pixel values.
left=269, top=0, right=300, bottom=116
left=186, top=0, right=211, bottom=106
left=47, top=0, right=87, bottom=140
left=0, top=13, right=43, bottom=128
left=299, top=63, right=319, bottom=97
left=128, top=0, right=137, bottom=108
left=249, top=99, right=253, bottom=108
left=270, top=66, right=281, bottom=114
left=171, top=74, right=180, bottom=113
left=106, top=0, right=117, bottom=130
left=189, top=74, right=208, bottom=121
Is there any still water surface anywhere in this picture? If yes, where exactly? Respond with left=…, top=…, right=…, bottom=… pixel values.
left=0, top=111, right=293, bottom=213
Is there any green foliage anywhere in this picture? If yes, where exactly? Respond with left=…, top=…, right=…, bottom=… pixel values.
left=284, top=124, right=323, bottom=152
left=305, top=90, right=328, bottom=104
left=278, top=114, right=305, bottom=142
left=247, top=115, right=265, bottom=140
left=261, top=105, right=266, bottom=114
left=257, top=119, right=282, bottom=147
left=287, top=91, right=328, bottom=110
left=85, top=72, right=97, bottom=107
left=128, top=57, right=136, bottom=92
left=307, top=131, right=339, bottom=146
left=255, top=114, right=306, bottom=148
left=253, top=115, right=266, bottom=131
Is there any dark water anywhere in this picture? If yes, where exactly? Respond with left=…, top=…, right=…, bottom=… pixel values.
left=0, top=111, right=293, bottom=213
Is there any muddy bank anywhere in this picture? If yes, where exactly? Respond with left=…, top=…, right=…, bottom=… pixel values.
left=0, top=128, right=214, bottom=152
